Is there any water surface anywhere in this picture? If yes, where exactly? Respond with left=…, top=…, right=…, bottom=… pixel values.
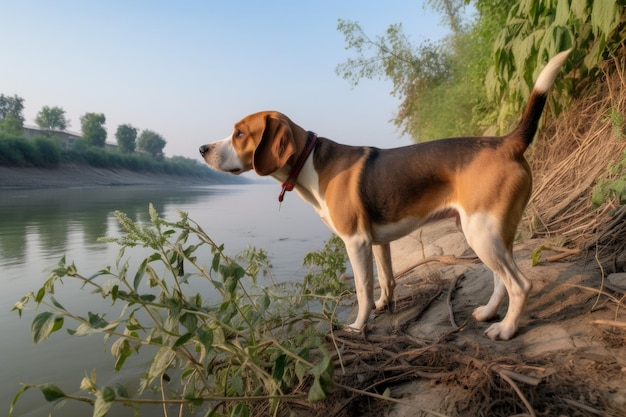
left=0, top=183, right=330, bottom=416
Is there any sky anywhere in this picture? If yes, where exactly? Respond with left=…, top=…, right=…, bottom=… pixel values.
left=1, top=1, right=452, bottom=160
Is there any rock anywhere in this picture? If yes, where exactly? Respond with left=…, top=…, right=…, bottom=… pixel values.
left=519, top=324, right=575, bottom=358
left=607, top=272, right=626, bottom=291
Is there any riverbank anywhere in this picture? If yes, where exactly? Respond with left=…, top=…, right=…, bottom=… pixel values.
left=0, top=164, right=241, bottom=189
left=336, top=220, right=626, bottom=416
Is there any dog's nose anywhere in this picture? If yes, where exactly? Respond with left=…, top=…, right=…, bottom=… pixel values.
left=199, top=144, right=209, bottom=157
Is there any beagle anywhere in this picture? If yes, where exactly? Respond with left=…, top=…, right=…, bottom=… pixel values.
left=200, top=49, right=571, bottom=340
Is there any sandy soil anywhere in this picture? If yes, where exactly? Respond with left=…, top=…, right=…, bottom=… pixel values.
left=326, top=220, right=626, bottom=417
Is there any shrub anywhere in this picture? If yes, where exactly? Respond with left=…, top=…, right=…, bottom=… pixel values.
left=32, top=136, right=61, bottom=168
left=0, top=134, right=27, bottom=166
left=11, top=205, right=342, bottom=417
left=0, top=133, right=41, bottom=166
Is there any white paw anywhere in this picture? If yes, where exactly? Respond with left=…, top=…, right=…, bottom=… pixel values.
left=473, top=305, right=498, bottom=322
left=374, top=299, right=393, bottom=312
left=484, top=322, right=516, bottom=341
left=344, top=322, right=366, bottom=333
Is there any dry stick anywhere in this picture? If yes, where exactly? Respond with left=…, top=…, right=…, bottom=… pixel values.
left=494, top=369, right=537, bottom=417
left=491, top=366, right=542, bottom=387
left=562, top=283, right=625, bottom=311
left=591, top=319, right=626, bottom=329
left=333, top=382, right=450, bottom=417
left=447, top=273, right=465, bottom=329
left=592, top=242, right=607, bottom=311
left=561, top=398, right=604, bottom=416
left=394, top=255, right=479, bottom=280
left=545, top=248, right=581, bottom=262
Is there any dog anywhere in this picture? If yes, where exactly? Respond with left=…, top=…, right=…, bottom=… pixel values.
left=199, top=49, right=571, bottom=340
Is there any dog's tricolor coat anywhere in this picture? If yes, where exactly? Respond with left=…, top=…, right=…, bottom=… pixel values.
left=200, top=49, right=571, bottom=340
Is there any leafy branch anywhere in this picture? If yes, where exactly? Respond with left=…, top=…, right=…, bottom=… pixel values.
left=11, top=204, right=348, bottom=417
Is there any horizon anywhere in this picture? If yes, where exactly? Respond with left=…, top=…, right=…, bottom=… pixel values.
left=1, top=1, right=454, bottom=160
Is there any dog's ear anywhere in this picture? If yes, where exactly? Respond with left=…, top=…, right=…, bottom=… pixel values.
left=253, top=114, right=295, bottom=176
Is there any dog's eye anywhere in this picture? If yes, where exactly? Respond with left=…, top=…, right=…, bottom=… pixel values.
left=235, top=130, right=244, bottom=138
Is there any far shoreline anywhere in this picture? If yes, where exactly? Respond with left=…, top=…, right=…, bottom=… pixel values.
left=0, top=164, right=248, bottom=190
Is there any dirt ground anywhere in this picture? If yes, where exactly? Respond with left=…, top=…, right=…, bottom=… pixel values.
left=321, top=219, right=626, bottom=417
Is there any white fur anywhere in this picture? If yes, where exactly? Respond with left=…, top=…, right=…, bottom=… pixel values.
left=343, top=234, right=375, bottom=331
left=203, top=135, right=243, bottom=173
left=534, top=49, right=572, bottom=94
left=461, top=211, right=532, bottom=340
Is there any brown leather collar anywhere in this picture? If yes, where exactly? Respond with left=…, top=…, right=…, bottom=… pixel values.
left=278, top=131, right=318, bottom=202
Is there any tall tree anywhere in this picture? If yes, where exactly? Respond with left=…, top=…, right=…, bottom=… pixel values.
left=0, top=94, right=25, bottom=128
left=115, top=124, right=138, bottom=153
left=80, top=112, right=107, bottom=147
left=0, top=114, right=23, bottom=135
left=137, top=129, right=167, bottom=159
left=35, top=106, right=69, bottom=131
left=335, top=0, right=521, bottom=141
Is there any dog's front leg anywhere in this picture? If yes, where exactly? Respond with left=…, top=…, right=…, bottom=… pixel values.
left=344, top=236, right=375, bottom=332
left=373, top=243, right=394, bottom=311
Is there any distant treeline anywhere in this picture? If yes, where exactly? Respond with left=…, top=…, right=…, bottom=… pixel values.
left=0, top=130, right=224, bottom=179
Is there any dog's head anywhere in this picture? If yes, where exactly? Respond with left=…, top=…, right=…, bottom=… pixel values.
left=199, top=111, right=296, bottom=176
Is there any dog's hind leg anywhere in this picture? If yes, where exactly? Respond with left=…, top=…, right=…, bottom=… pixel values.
left=462, top=213, right=532, bottom=340
left=373, top=243, right=395, bottom=311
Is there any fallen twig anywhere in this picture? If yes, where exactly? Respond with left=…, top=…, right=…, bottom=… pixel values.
left=495, top=369, right=537, bottom=417
left=491, top=365, right=542, bottom=387
left=395, top=255, right=479, bottom=279
left=447, top=273, right=465, bottom=329
left=591, top=319, right=626, bottom=329
left=561, top=398, right=604, bottom=415
left=545, top=248, right=581, bottom=262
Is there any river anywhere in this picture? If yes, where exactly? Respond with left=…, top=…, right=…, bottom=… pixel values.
left=0, top=183, right=333, bottom=417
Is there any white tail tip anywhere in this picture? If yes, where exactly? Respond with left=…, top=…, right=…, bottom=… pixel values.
left=534, top=48, right=572, bottom=94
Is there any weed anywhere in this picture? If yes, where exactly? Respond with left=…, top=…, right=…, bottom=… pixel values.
left=11, top=204, right=342, bottom=417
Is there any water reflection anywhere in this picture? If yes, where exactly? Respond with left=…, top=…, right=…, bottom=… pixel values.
left=1, top=183, right=334, bottom=417
left=0, top=186, right=227, bottom=264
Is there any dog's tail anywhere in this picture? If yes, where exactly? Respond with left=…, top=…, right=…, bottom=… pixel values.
left=509, top=48, right=572, bottom=153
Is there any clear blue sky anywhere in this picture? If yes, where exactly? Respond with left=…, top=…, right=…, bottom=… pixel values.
left=1, top=1, right=452, bottom=159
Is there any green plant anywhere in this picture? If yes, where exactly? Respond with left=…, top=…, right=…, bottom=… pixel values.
left=11, top=205, right=338, bottom=417
left=33, top=135, right=62, bottom=167
left=592, top=150, right=626, bottom=206
left=302, top=234, right=350, bottom=296
left=487, top=0, right=625, bottom=131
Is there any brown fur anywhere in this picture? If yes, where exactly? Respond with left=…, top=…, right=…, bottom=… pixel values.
left=199, top=50, right=572, bottom=340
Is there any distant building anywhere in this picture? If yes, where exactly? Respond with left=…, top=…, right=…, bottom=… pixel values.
left=22, top=125, right=118, bottom=150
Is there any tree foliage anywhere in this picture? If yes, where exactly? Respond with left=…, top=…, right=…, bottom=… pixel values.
left=0, top=114, right=24, bottom=136
left=35, top=106, right=69, bottom=131
left=487, top=0, right=626, bottom=130
left=336, top=19, right=452, bottom=140
left=0, top=94, right=25, bottom=134
left=336, top=0, right=626, bottom=140
left=80, top=112, right=107, bottom=147
left=137, top=129, right=167, bottom=159
left=114, top=124, right=137, bottom=153
left=0, top=94, right=25, bottom=125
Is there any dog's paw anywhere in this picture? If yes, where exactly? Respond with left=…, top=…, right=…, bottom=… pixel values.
left=333, top=323, right=367, bottom=339
left=472, top=305, right=498, bottom=322
left=484, top=322, right=516, bottom=341
left=344, top=323, right=365, bottom=333
left=374, top=299, right=394, bottom=313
